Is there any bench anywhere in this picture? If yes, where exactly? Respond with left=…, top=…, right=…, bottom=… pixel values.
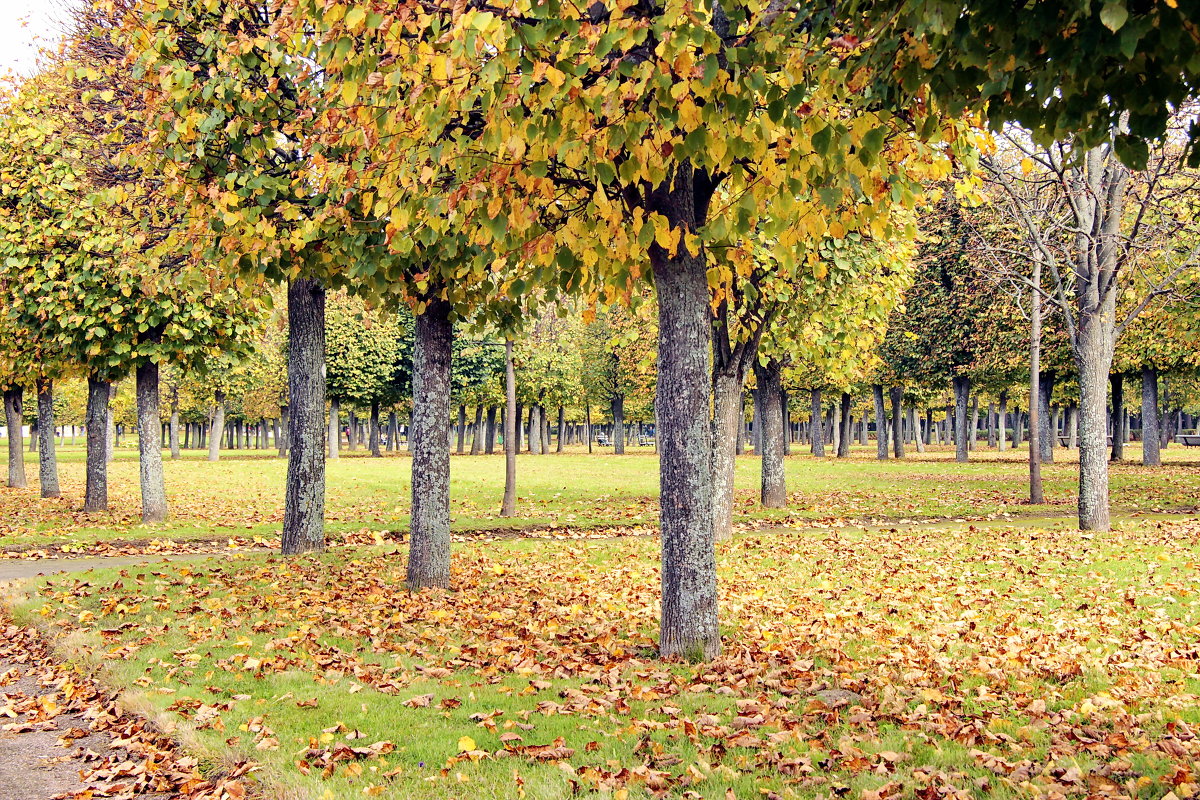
left=638, top=436, right=655, bottom=447
left=1179, top=434, right=1200, bottom=447
left=595, top=434, right=612, bottom=446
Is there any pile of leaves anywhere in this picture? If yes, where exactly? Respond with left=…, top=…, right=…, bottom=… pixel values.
left=0, top=619, right=257, bottom=799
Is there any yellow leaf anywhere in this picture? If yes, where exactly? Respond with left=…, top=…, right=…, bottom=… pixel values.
left=457, top=735, right=477, bottom=752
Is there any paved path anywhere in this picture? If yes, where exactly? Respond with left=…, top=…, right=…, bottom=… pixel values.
left=0, top=552, right=251, bottom=583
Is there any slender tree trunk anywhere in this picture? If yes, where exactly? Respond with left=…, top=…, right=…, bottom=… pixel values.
left=456, top=405, right=467, bottom=454
left=891, top=386, right=905, bottom=459
left=711, top=369, right=743, bottom=542
left=913, top=407, right=926, bottom=453
left=469, top=406, right=483, bottom=455
left=279, top=406, right=290, bottom=457
left=4, top=387, right=26, bottom=489
left=872, top=384, right=888, bottom=460
left=527, top=405, right=540, bottom=454
left=346, top=409, right=357, bottom=451
left=135, top=361, right=168, bottom=523
left=754, top=360, right=786, bottom=508
left=953, top=376, right=970, bottom=463
left=369, top=402, right=382, bottom=457
left=1028, top=279, right=1044, bottom=503
left=556, top=406, right=565, bottom=453
left=501, top=340, right=517, bottom=517
left=35, top=379, right=58, bottom=498
left=781, top=392, right=791, bottom=456
left=83, top=377, right=109, bottom=511
left=208, top=391, right=225, bottom=462
left=809, top=390, right=824, bottom=457
left=1142, top=366, right=1161, bottom=467
left=1075, top=335, right=1114, bottom=531
left=1066, top=403, right=1078, bottom=449
left=833, top=392, right=850, bottom=458
left=1039, top=371, right=1056, bottom=463
left=327, top=397, right=340, bottom=459
left=515, top=402, right=523, bottom=453
left=408, top=298, right=454, bottom=589
left=651, top=216, right=719, bottom=660
left=485, top=406, right=497, bottom=454
left=611, top=395, right=625, bottom=455
left=998, top=392, right=1008, bottom=452
left=168, top=407, right=181, bottom=459
left=282, top=277, right=326, bottom=555
left=735, top=394, right=745, bottom=455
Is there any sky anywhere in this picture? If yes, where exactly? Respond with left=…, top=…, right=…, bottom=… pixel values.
left=0, top=0, right=68, bottom=78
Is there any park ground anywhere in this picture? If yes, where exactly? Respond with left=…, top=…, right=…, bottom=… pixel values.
left=1, top=444, right=1199, bottom=799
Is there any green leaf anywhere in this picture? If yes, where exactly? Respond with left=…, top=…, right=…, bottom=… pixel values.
left=1100, top=1, right=1129, bottom=32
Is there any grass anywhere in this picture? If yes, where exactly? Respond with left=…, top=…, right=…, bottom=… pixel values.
left=3, top=440, right=1200, bottom=549
left=13, top=515, right=1200, bottom=799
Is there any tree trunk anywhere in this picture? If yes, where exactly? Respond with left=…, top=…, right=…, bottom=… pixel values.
left=515, top=402, right=523, bottom=452
left=1066, top=403, right=1078, bottom=449
left=781, top=392, right=791, bottom=456
left=135, top=361, right=168, bottom=523
left=809, top=389, right=824, bottom=457
left=501, top=340, right=517, bottom=517
left=208, top=390, right=225, bottom=462
left=711, top=368, right=743, bottom=542
left=1075, top=329, right=1114, bottom=531
left=408, top=298, right=453, bottom=589
left=891, top=386, right=905, bottom=459
left=754, top=359, right=786, bottom=508
left=83, top=377, right=110, bottom=511
left=35, top=379, right=59, bottom=498
left=1039, top=371, right=1056, bottom=463
left=1028, top=280, right=1044, bottom=503
left=1142, top=366, right=1161, bottom=467
left=279, top=406, right=290, bottom=457
left=4, top=387, right=26, bottom=489
left=369, top=402, right=382, bottom=457
left=456, top=405, right=467, bottom=454
left=485, top=406, right=497, bottom=454
left=998, top=392, right=1008, bottom=452
left=913, top=407, right=926, bottom=454
left=282, top=277, right=326, bottom=555
left=651, top=212, right=719, bottom=660
left=953, top=376, right=970, bottom=463
left=169, top=407, right=181, bottom=459
left=527, top=405, right=540, bottom=454
left=106, top=386, right=116, bottom=463
left=836, top=392, right=852, bottom=458
left=611, top=395, right=625, bottom=455
left=735, top=394, right=745, bottom=455
left=468, top=405, right=482, bottom=455
left=327, top=397, right=340, bottom=459
left=872, top=384, right=888, bottom=460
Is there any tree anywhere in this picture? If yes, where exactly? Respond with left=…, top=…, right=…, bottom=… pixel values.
left=580, top=305, right=655, bottom=456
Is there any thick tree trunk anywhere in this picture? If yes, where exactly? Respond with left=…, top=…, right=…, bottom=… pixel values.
left=83, top=377, right=109, bottom=511
left=1076, top=335, right=1113, bottom=531
left=527, top=405, right=540, bottom=454
left=485, top=406, right=497, bottom=454
left=836, top=392, right=852, bottom=458
left=1066, top=403, right=1078, bottom=449
left=369, top=402, right=382, bottom=457
left=282, top=277, right=326, bottom=555
left=469, top=406, right=483, bottom=455
left=611, top=395, right=625, bottom=455
left=327, top=397, right=340, bottom=459
left=890, top=386, right=904, bottom=459
left=35, top=380, right=59, bottom=498
left=649, top=182, right=719, bottom=660
left=1142, top=366, right=1161, bottom=467
left=872, top=384, right=888, bottom=460
left=809, top=390, right=824, bottom=457
left=135, top=361, right=168, bottom=523
left=735, top=395, right=745, bottom=455
left=208, top=391, right=225, bottom=462
left=408, top=298, right=453, bottom=589
left=4, top=387, right=26, bottom=489
left=754, top=360, right=786, bottom=508
left=913, top=407, right=926, bottom=453
left=953, top=376, right=970, bottom=463
left=106, top=387, right=116, bottom=463
left=501, top=340, right=517, bottom=517
left=347, top=409, right=357, bottom=451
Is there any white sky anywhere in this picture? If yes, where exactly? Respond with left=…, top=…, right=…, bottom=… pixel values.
left=0, top=0, right=68, bottom=78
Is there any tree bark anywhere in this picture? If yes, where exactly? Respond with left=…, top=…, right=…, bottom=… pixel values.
left=1028, top=280, right=1044, bottom=503
left=135, top=361, right=168, bottom=523
left=500, top=340, right=517, bottom=517
left=35, top=379, right=59, bottom=498
left=649, top=177, right=720, bottom=660
left=953, top=376, right=970, bottom=463
left=1039, top=371, right=1055, bottom=463
left=1142, top=366, right=1161, bottom=467
left=890, top=386, right=905, bottom=459
left=169, top=407, right=181, bottom=459
left=809, top=389, right=824, bottom=457
left=998, top=392, right=1008, bottom=452
left=711, top=369, right=743, bottom=542
left=327, top=397, right=340, bottom=459
left=282, top=277, right=326, bottom=555
left=753, top=359, right=786, bottom=508
left=556, top=406, right=565, bottom=453
left=872, top=384, right=888, bottom=460
left=913, top=407, right=926, bottom=454
left=485, top=406, right=497, bottom=454
left=279, top=406, right=290, bottom=457
left=208, top=391, right=225, bottom=462
left=837, top=392, right=852, bottom=458
left=781, top=392, right=791, bottom=456
left=408, top=298, right=453, bottom=589
left=4, top=387, right=26, bottom=489
left=83, top=377, right=109, bottom=511
left=1075, top=328, right=1113, bottom=530
left=456, top=405, right=467, bottom=454
left=369, top=402, right=382, bottom=457
left=611, top=395, right=625, bottom=454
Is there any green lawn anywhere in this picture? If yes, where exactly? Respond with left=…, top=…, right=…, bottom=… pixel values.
left=13, top=517, right=1200, bottom=799
left=2, top=441, right=1199, bottom=550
